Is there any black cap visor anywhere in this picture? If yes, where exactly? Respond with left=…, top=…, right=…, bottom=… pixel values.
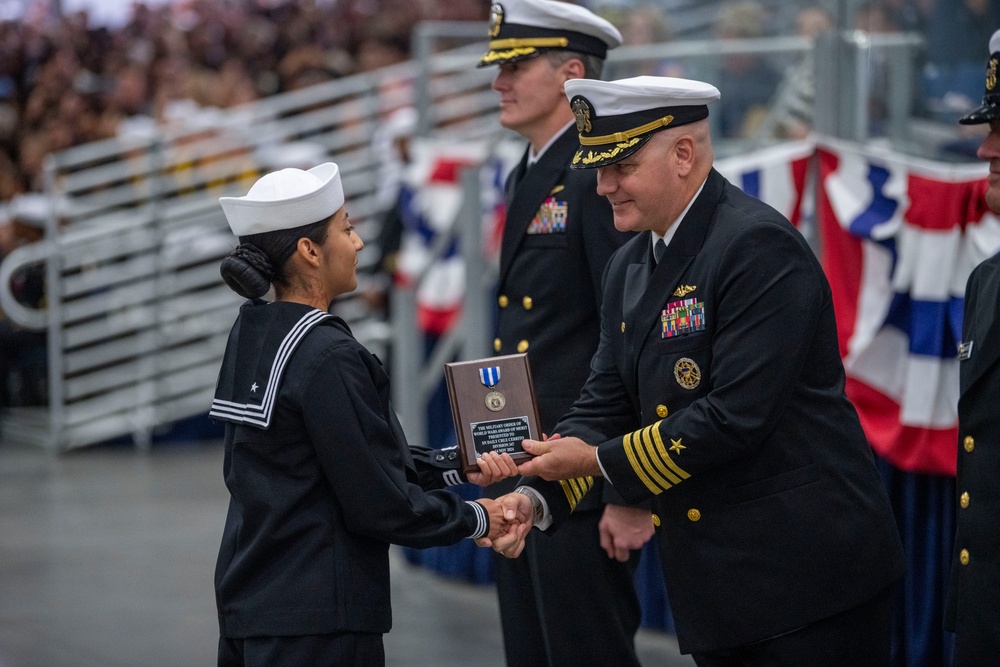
left=959, top=98, right=1000, bottom=125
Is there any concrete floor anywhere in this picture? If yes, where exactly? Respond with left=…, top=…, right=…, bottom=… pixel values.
left=0, top=439, right=693, bottom=667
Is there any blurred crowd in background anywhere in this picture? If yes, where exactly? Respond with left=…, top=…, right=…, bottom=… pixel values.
left=0, top=0, right=996, bottom=215
left=0, top=0, right=483, bottom=200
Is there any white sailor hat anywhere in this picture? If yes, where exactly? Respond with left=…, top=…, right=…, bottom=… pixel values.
left=219, top=162, right=344, bottom=237
left=565, top=76, right=721, bottom=169
left=960, top=29, right=1000, bottom=125
left=478, top=0, right=622, bottom=68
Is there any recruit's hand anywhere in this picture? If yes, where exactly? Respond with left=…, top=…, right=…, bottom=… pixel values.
left=517, top=436, right=601, bottom=480
left=474, top=497, right=511, bottom=542
left=466, top=451, right=519, bottom=486
left=599, top=505, right=655, bottom=562
left=475, top=492, right=534, bottom=557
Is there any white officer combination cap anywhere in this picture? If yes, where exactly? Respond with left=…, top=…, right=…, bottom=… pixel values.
left=219, top=162, right=345, bottom=237
left=478, top=0, right=623, bottom=67
left=959, top=28, right=1000, bottom=125
left=564, top=76, right=721, bottom=169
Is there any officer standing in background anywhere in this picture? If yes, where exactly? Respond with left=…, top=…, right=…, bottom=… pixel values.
left=501, top=75, right=905, bottom=665
left=477, top=1, right=651, bottom=665
left=946, top=27, right=1000, bottom=667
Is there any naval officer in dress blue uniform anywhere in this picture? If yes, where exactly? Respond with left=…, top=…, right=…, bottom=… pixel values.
left=945, top=27, right=1000, bottom=667
left=477, top=1, right=651, bottom=665
left=497, top=75, right=906, bottom=666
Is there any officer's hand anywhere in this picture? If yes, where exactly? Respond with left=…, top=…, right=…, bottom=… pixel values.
left=517, top=436, right=601, bottom=480
left=599, top=505, right=654, bottom=562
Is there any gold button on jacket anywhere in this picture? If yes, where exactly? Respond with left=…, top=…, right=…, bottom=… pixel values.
left=522, top=296, right=533, bottom=310
left=960, top=492, right=970, bottom=509
left=963, top=435, right=975, bottom=452
left=652, top=514, right=661, bottom=527
left=656, top=404, right=668, bottom=418
left=493, top=338, right=502, bottom=352
left=517, top=340, right=529, bottom=353
left=687, top=509, right=701, bottom=522
left=960, top=548, right=970, bottom=565
left=498, top=295, right=509, bottom=308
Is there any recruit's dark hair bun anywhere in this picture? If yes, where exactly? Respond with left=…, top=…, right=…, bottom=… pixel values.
left=220, top=243, right=274, bottom=299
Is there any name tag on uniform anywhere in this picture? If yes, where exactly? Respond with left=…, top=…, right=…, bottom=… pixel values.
left=957, top=341, right=974, bottom=361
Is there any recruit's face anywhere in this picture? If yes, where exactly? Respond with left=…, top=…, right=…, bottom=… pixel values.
left=321, top=207, right=364, bottom=298
left=595, top=132, right=682, bottom=235
left=491, top=55, right=570, bottom=137
left=978, top=119, right=1000, bottom=213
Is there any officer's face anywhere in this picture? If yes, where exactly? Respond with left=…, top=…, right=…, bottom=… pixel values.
left=320, top=207, right=364, bottom=298
left=978, top=119, right=1000, bottom=213
left=491, top=55, right=572, bottom=139
left=596, top=132, right=685, bottom=235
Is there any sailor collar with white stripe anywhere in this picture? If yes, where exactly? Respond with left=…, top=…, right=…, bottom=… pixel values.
left=210, top=302, right=337, bottom=429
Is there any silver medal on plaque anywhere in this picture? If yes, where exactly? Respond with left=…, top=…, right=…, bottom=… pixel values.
left=485, top=391, right=506, bottom=412
left=480, top=366, right=505, bottom=411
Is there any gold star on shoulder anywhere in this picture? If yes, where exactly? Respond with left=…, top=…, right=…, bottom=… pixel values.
left=669, top=438, right=685, bottom=454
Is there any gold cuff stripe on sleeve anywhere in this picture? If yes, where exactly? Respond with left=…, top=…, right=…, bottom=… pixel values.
left=650, top=423, right=690, bottom=480
left=559, top=477, right=593, bottom=510
left=566, top=476, right=585, bottom=501
left=578, top=115, right=675, bottom=146
left=559, top=480, right=578, bottom=508
left=634, top=425, right=674, bottom=491
left=488, top=37, right=569, bottom=49
left=640, top=425, right=683, bottom=485
left=624, top=430, right=666, bottom=495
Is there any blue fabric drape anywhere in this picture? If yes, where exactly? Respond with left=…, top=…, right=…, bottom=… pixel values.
left=633, top=541, right=675, bottom=633
left=876, top=457, right=956, bottom=667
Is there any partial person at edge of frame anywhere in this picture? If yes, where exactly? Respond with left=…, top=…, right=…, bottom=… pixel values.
left=945, top=26, right=1000, bottom=667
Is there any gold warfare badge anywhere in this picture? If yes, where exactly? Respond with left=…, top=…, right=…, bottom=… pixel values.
left=674, top=357, right=701, bottom=390
left=672, top=285, right=696, bottom=298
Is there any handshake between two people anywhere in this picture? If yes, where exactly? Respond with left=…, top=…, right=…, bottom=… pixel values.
left=468, top=434, right=609, bottom=559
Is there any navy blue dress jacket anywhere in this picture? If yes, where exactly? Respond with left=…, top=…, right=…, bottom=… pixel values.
left=945, top=250, right=1000, bottom=666
left=211, top=301, right=485, bottom=638
left=528, top=168, right=905, bottom=653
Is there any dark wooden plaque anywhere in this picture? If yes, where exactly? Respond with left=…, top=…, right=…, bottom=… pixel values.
left=444, top=353, right=540, bottom=474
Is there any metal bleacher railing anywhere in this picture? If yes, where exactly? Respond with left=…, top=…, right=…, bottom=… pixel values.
left=0, top=23, right=928, bottom=452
